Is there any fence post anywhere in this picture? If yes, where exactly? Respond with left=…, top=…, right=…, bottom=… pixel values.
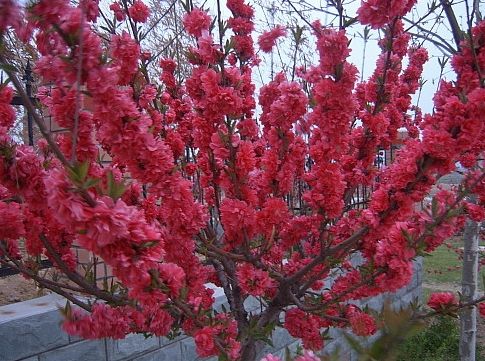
left=22, top=60, right=34, bottom=146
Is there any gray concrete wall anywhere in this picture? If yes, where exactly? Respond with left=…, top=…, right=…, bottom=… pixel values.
left=0, top=259, right=422, bottom=361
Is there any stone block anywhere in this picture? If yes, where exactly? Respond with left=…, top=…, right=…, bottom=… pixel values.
left=394, top=285, right=408, bottom=298
left=0, top=309, right=69, bottom=361
left=38, top=340, right=106, bottom=361
left=132, top=342, right=181, bottom=361
left=283, top=341, right=301, bottom=355
left=106, top=333, right=159, bottom=360
left=328, top=326, right=344, bottom=341
left=399, top=289, right=415, bottom=305
left=260, top=328, right=295, bottom=357
left=180, top=337, right=198, bottom=361
left=414, top=285, right=423, bottom=303
left=244, top=296, right=261, bottom=313
left=270, top=328, right=294, bottom=350
left=160, top=334, right=184, bottom=347
left=363, top=294, right=384, bottom=312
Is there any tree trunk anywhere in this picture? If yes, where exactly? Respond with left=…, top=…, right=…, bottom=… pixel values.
left=459, top=205, right=480, bottom=361
left=239, top=305, right=283, bottom=361
left=240, top=338, right=263, bottom=361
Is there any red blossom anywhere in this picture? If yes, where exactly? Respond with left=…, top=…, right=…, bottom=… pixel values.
left=128, top=0, right=149, bottom=23
left=236, top=263, right=276, bottom=296
left=465, top=202, right=485, bottom=221
left=183, top=8, right=211, bottom=38
left=479, top=303, right=485, bottom=317
left=258, top=26, right=286, bottom=53
left=2, top=2, right=485, bottom=360
left=357, top=0, right=416, bottom=28
left=194, top=327, right=218, bottom=357
left=109, top=2, right=125, bottom=21
left=427, top=292, right=458, bottom=311
left=0, top=0, right=20, bottom=33
left=347, top=308, right=377, bottom=336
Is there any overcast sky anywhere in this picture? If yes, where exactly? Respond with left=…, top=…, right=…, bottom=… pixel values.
left=9, top=0, right=477, bottom=116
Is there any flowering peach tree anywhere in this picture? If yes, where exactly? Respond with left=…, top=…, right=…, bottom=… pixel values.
left=0, top=0, right=484, bottom=360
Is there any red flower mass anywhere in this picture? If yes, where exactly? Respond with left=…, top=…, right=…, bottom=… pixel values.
left=427, top=292, right=458, bottom=311
left=258, top=26, right=286, bottom=53
left=0, top=0, right=484, bottom=360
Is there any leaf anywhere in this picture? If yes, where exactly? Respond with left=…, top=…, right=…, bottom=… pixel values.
left=1, top=77, right=11, bottom=87
left=0, top=63, right=19, bottom=74
left=344, top=17, right=358, bottom=28
left=138, top=240, right=159, bottom=249
left=106, top=171, right=126, bottom=201
left=59, top=300, right=72, bottom=318
left=82, top=178, right=100, bottom=190
left=401, top=229, right=414, bottom=245
left=68, top=161, right=90, bottom=184
left=218, top=353, right=229, bottom=361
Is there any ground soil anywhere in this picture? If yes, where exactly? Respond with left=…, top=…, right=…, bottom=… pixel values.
left=0, top=273, right=47, bottom=306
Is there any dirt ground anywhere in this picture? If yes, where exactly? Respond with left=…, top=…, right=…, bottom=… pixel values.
left=0, top=273, right=48, bottom=306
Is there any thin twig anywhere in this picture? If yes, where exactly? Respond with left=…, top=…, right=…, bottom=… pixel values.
left=0, top=54, right=71, bottom=167
left=71, top=5, right=85, bottom=163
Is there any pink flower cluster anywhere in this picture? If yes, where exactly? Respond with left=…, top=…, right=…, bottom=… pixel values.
left=128, top=0, right=149, bottom=23
left=1, top=0, right=484, bottom=360
left=258, top=26, right=286, bottom=53
left=183, top=8, right=211, bottom=38
left=427, top=292, right=458, bottom=311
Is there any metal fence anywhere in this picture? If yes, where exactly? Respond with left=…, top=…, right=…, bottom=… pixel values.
left=0, top=62, right=53, bottom=278
left=0, top=67, right=399, bottom=278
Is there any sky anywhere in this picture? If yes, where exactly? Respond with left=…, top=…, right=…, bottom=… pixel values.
left=7, top=0, right=478, bottom=116
left=224, top=0, right=473, bottom=115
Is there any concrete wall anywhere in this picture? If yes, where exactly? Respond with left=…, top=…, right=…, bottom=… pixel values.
left=0, top=259, right=422, bottom=361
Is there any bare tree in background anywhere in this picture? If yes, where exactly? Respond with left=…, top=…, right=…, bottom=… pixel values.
left=143, top=0, right=195, bottom=81
left=1, top=29, right=40, bottom=144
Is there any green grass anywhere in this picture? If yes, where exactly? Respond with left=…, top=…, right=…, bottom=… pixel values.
left=423, top=237, right=485, bottom=287
left=421, top=237, right=485, bottom=305
left=422, top=242, right=463, bottom=285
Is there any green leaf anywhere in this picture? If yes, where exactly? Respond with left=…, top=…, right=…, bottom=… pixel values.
left=58, top=300, right=72, bottom=318
left=218, top=353, right=229, bottom=361
left=138, top=240, right=159, bottom=249
left=64, top=300, right=71, bottom=316
left=82, top=178, right=100, bottom=190
left=401, top=229, right=414, bottom=245
left=1, top=77, right=11, bottom=87
left=68, top=161, right=90, bottom=184
left=344, top=17, right=358, bottom=28
left=0, top=63, right=19, bottom=74
left=106, top=171, right=126, bottom=201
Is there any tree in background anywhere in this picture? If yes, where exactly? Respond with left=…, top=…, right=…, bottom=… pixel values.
left=0, top=0, right=484, bottom=360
